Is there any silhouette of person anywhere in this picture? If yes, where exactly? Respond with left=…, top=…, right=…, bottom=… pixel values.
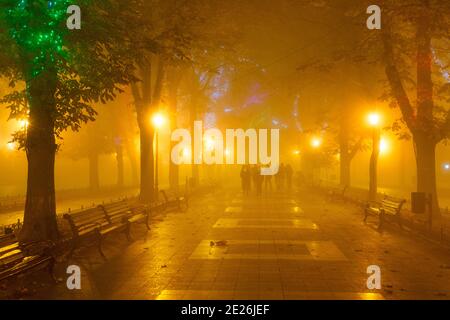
left=240, top=165, right=251, bottom=195
left=264, top=166, right=273, bottom=192
left=253, top=165, right=263, bottom=196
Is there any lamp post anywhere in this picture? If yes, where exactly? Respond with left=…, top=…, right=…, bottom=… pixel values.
left=152, top=113, right=166, bottom=199
left=367, top=112, right=381, bottom=202
left=310, top=137, right=322, bottom=149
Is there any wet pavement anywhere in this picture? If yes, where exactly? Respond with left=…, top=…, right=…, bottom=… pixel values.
left=19, top=187, right=450, bottom=300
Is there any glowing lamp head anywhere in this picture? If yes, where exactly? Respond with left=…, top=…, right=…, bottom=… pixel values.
left=204, top=137, right=215, bottom=150
left=152, top=113, right=166, bottom=129
left=6, top=142, right=15, bottom=151
left=18, top=119, right=29, bottom=129
left=367, top=112, right=381, bottom=127
left=293, top=150, right=300, bottom=155
left=444, top=163, right=450, bottom=171
left=182, top=147, right=191, bottom=160
left=310, top=138, right=322, bottom=149
left=379, top=138, right=389, bottom=154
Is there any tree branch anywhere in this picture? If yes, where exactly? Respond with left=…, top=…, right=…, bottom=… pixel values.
left=381, top=27, right=416, bottom=134
left=349, top=136, right=364, bottom=160
left=152, top=56, right=165, bottom=104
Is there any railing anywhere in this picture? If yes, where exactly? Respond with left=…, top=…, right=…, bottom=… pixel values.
left=0, top=181, right=218, bottom=237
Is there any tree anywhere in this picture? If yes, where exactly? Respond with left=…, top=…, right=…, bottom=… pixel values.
left=130, top=0, right=238, bottom=201
left=378, top=0, right=450, bottom=218
left=300, top=0, right=449, bottom=217
left=0, top=1, right=143, bottom=242
left=130, top=0, right=193, bottom=203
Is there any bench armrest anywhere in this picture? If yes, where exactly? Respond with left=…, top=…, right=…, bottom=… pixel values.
left=365, top=200, right=382, bottom=208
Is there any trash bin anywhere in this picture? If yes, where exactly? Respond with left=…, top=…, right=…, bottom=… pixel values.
left=411, top=192, right=427, bottom=214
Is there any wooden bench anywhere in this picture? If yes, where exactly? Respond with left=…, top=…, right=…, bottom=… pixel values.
left=128, top=201, right=158, bottom=227
left=160, top=190, right=188, bottom=212
left=63, top=205, right=129, bottom=259
left=0, top=240, right=55, bottom=283
left=364, top=195, right=406, bottom=229
left=328, top=185, right=348, bottom=200
left=0, top=233, right=16, bottom=247
left=99, top=200, right=151, bottom=238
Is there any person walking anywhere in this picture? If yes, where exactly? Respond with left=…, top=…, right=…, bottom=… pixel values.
left=240, top=165, right=251, bottom=196
left=254, top=165, right=263, bottom=196
left=264, top=167, right=273, bottom=192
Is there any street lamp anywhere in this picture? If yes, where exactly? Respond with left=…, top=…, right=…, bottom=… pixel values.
left=204, top=137, right=215, bottom=151
left=310, top=137, right=322, bottom=149
left=379, top=138, right=389, bottom=155
left=367, top=112, right=381, bottom=201
left=6, top=142, right=15, bottom=151
left=151, top=112, right=167, bottom=199
left=367, top=113, right=380, bottom=127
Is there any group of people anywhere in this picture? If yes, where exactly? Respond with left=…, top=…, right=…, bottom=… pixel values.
left=240, top=163, right=294, bottom=196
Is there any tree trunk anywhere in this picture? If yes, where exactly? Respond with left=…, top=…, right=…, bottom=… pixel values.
left=414, top=4, right=440, bottom=220
left=369, top=129, right=380, bottom=201
left=20, top=72, right=59, bottom=243
left=169, top=139, right=179, bottom=192
left=338, top=114, right=356, bottom=187
left=88, top=152, right=100, bottom=191
left=167, top=70, right=181, bottom=193
left=340, top=153, right=351, bottom=187
left=125, top=139, right=139, bottom=186
left=132, top=57, right=165, bottom=203
left=339, top=135, right=351, bottom=187
left=414, top=133, right=440, bottom=219
left=189, top=100, right=199, bottom=188
left=116, top=144, right=124, bottom=188
left=138, top=119, right=155, bottom=203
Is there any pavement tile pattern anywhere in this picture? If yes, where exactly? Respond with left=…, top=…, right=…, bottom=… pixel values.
left=5, top=187, right=450, bottom=300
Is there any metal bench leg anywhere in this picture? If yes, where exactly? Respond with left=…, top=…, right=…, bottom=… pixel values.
left=144, top=211, right=151, bottom=230
left=397, top=213, right=402, bottom=229
left=378, top=209, right=385, bottom=230
left=67, top=240, right=77, bottom=260
left=47, top=258, right=58, bottom=283
left=125, top=222, right=132, bottom=242
left=97, top=235, right=106, bottom=260
left=363, top=208, right=368, bottom=222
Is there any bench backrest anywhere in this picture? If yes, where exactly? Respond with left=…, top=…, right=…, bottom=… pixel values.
left=160, top=190, right=170, bottom=203
left=160, top=189, right=184, bottom=202
left=99, top=201, right=131, bottom=224
left=0, top=233, right=16, bottom=247
left=1, top=241, right=53, bottom=277
left=128, top=201, right=148, bottom=214
left=381, top=196, right=406, bottom=216
left=63, top=206, right=109, bottom=236
left=0, top=242, right=24, bottom=270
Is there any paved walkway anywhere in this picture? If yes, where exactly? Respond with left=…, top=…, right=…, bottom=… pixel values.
left=13, top=187, right=450, bottom=300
